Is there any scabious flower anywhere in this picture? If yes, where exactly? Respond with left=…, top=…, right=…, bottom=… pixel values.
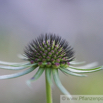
left=0, top=34, right=103, bottom=99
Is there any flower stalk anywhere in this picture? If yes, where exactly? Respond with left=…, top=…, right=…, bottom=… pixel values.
left=45, top=70, right=52, bottom=103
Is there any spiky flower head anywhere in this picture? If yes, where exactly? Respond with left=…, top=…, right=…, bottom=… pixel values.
left=0, top=33, right=102, bottom=99
left=24, top=34, right=74, bottom=69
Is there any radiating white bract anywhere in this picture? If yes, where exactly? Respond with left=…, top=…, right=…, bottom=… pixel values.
left=0, top=58, right=102, bottom=99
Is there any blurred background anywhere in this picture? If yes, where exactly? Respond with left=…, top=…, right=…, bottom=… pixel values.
left=0, top=0, right=103, bottom=103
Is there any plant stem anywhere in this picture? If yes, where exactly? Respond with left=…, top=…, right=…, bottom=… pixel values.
left=45, top=71, right=52, bottom=103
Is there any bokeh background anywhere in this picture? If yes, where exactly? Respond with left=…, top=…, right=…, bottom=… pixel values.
left=0, top=0, right=103, bottom=103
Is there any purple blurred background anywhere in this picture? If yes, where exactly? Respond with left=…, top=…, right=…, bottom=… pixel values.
left=0, top=0, right=103, bottom=103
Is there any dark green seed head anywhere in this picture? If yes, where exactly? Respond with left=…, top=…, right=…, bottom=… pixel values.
left=24, top=34, right=74, bottom=69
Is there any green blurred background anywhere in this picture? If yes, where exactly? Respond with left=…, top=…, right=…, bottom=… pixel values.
left=0, top=0, right=103, bottom=103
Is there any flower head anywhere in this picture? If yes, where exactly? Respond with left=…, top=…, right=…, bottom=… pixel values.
left=24, top=34, right=74, bottom=69
left=0, top=34, right=102, bottom=98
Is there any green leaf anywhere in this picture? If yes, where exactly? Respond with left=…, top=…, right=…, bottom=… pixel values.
left=70, top=61, right=85, bottom=65
left=0, top=61, right=30, bottom=66
left=45, top=68, right=52, bottom=86
left=0, top=67, right=36, bottom=79
left=68, top=66, right=103, bottom=73
left=29, top=67, right=44, bottom=81
left=0, top=63, right=37, bottom=70
left=52, top=69, right=72, bottom=99
left=60, top=68, right=87, bottom=77
left=18, top=54, right=28, bottom=60
left=26, top=67, right=44, bottom=88
left=70, top=62, right=98, bottom=69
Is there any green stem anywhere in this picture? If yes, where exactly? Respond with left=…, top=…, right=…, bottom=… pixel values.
left=45, top=70, right=52, bottom=103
